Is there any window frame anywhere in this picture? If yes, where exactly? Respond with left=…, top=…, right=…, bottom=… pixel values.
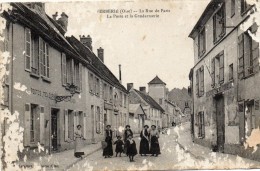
left=213, top=3, right=226, bottom=44
left=198, top=27, right=206, bottom=58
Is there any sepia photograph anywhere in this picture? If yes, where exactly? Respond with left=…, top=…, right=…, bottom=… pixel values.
left=0, top=0, right=260, bottom=170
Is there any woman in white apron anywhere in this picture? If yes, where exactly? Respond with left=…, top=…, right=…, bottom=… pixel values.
left=74, top=125, right=85, bottom=158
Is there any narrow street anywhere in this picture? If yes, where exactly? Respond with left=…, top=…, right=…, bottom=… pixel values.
left=68, top=123, right=260, bottom=170
left=68, top=127, right=198, bottom=171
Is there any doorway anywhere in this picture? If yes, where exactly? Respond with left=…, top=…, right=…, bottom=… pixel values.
left=215, top=95, right=225, bottom=153
left=51, top=108, right=59, bottom=151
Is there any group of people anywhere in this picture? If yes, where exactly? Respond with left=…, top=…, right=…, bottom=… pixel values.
left=103, top=124, right=161, bottom=162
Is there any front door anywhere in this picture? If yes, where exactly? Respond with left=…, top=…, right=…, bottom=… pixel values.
left=51, top=109, right=58, bottom=151
left=216, top=95, right=225, bottom=153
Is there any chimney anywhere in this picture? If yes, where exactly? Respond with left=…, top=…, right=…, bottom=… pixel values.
left=97, top=47, right=104, bottom=62
left=80, top=35, right=92, bottom=50
left=57, top=12, right=68, bottom=32
left=119, top=64, right=122, bottom=83
left=139, top=87, right=146, bottom=93
left=52, top=12, right=58, bottom=20
left=127, top=83, right=133, bottom=91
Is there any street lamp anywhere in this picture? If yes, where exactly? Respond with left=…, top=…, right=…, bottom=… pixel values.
left=55, top=83, right=77, bottom=103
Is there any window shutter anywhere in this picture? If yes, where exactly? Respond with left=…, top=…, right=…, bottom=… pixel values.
left=83, top=113, right=87, bottom=139
left=25, top=28, right=31, bottom=71
left=219, top=51, right=224, bottom=83
left=252, top=39, right=259, bottom=73
left=79, top=63, right=82, bottom=91
left=71, top=59, right=75, bottom=84
left=46, top=45, right=50, bottom=78
left=24, top=103, right=31, bottom=147
left=195, top=70, right=199, bottom=96
left=201, top=112, right=205, bottom=138
left=244, top=33, right=252, bottom=76
left=68, top=111, right=74, bottom=140
left=200, top=66, right=204, bottom=95
left=211, top=58, right=215, bottom=86
left=238, top=34, right=245, bottom=79
left=39, top=106, right=45, bottom=145
left=64, top=110, right=68, bottom=141
left=39, top=37, right=44, bottom=76
left=74, top=111, right=78, bottom=138
left=61, top=53, right=67, bottom=85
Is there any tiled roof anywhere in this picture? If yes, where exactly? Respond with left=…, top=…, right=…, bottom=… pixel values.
left=148, top=76, right=166, bottom=85
left=67, top=36, right=128, bottom=93
left=134, top=89, right=164, bottom=112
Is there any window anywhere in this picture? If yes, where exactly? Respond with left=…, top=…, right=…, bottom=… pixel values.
left=30, top=104, right=38, bottom=142
left=25, top=28, right=32, bottom=71
left=231, top=0, right=235, bottom=17
left=198, top=28, right=206, bottom=57
left=68, top=110, right=74, bottom=140
left=66, top=58, right=73, bottom=84
left=238, top=29, right=259, bottom=79
left=229, top=64, right=234, bottom=80
left=109, top=86, right=113, bottom=103
left=196, top=66, right=204, bottom=97
left=96, top=106, right=101, bottom=133
left=95, top=77, right=100, bottom=96
left=74, top=62, right=82, bottom=91
left=198, top=111, right=205, bottom=138
left=124, top=94, right=127, bottom=107
left=219, top=52, right=224, bottom=84
left=31, top=33, right=39, bottom=75
left=211, top=58, right=215, bottom=86
left=241, top=0, right=251, bottom=14
left=89, top=73, right=94, bottom=93
left=39, top=38, right=49, bottom=78
left=211, top=51, right=225, bottom=86
left=213, top=3, right=225, bottom=43
left=120, top=92, right=123, bottom=106
left=103, top=83, right=107, bottom=101
left=159, top=98, right=163, bottom=105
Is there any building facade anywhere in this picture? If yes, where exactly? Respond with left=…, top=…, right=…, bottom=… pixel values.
left=0, top=2, right=129, bottom=160
left=189, top=0, right=260, bottom=160
left=128, top=84, right=164, bottom=130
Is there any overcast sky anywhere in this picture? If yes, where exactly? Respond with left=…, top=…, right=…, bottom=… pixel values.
left=45, top=0, right=210, bottom=91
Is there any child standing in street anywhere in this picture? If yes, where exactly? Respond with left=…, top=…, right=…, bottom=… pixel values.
left=114, top=136, right=124, bottom=157
left=126, top=135, right=137, bottom=162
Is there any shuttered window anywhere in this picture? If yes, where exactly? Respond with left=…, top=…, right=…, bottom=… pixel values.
left=109, top=86, right=113, bottom=103
left=25, top=28, right=31, bottom=71
left=66, top=58, right=73, bottom=84
left=213, top=3, right=225, bottom=43
left=238, top=26, right=259, bottom=79
left=83, top=113, right=87, bottom=139
left=229, top=64, right=234, bottom=80
left=39, top=106, right=45, bottom=145
left=61, top=53, right=67, bottom=86
left=64, top=110, right=68, bottom=141
left=219, top=51, right=224, bottom=84
left=95, top=78, right=100, bottom=96
left=198, top=28, right=206, bottom=57
left=39, top=38, right=50, bottom=78
left=89, top=73, right=94, bottom=93
left=31, top=34, right=39, bottom=75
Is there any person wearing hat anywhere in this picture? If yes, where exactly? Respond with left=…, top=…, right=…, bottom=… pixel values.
left=74, top=124, right=85, bottom=158
left=103, top=125, right=113, bottom=158
left=123, top=125, right=133, bottom=155
left=139, top=125, right=150, bottom=156
left=149, top=125, right=161, bottom=157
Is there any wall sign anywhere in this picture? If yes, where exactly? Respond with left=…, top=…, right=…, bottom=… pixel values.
left=206, top=81, right=233, bottom=97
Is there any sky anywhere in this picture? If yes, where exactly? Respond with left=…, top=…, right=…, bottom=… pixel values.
left=45, top=0, right=210, bottom=90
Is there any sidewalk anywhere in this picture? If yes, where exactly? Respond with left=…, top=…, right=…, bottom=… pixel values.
left=175, top=122, right=260, bottom=169
left=17, top=134, right=140, bottom=171
left=17, top=142, right=101, bottom=171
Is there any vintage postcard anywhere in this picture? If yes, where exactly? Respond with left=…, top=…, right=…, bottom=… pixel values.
left=0, top=0, right=260, bottom=170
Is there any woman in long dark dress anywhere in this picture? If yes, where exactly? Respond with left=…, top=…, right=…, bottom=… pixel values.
left=150, top=125, right=161, bottom=157
left=139, top=125, right=150, bottom=156
left=103, top=125, right=113, bottom=158
left=123, top=125, right=133, bottom=155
